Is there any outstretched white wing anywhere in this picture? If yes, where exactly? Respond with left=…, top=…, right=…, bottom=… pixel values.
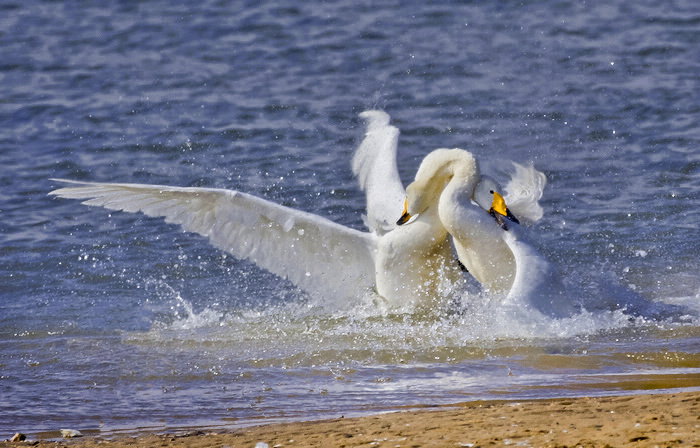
left=503, top=162, right=547, bottom=224
left=352, top=110, right=406, bottom=235
left=49, top=180, right=378, bottom=301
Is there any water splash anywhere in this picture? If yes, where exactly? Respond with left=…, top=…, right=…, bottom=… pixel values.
left=145, top=280, right=225, bottom=330
left=128, top=277, right=698, bottom=372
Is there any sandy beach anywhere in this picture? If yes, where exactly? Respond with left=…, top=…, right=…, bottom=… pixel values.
left=5, top=390, right=699, bottom=447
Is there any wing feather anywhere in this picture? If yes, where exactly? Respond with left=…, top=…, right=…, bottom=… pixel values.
left=352, top=110, right=406, bottom=235
left=50, top=180, right=378, bottom=301
left=503, top=162, right=547, bottom=224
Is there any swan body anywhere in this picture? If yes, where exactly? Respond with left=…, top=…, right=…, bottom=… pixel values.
left=373, top=211, right=462, bottom=309
left=441, top=171, right=517, bottom=293
left=501, top=226, right=576, bottom=317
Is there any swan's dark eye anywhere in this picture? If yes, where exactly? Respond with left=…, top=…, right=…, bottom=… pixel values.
left=489, top=190, right=494, bottom=194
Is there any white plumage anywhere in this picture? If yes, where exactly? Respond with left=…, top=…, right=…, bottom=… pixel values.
left=50, top=181, right=378, bottom=303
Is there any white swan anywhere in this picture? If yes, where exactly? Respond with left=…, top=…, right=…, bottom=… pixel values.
left=49, top=111, right=464, bottom=309
left=398, top=147, right=575, bottom=317
left=353, top=111, right=464, bottom=308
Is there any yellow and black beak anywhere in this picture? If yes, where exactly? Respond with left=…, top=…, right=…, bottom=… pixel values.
left=489, top=190, right=520, bottom=230
left=396, top=198, right=412, bottom=226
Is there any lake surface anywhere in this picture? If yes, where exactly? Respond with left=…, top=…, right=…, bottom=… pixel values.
left=1, top=0, right=699, bottom=439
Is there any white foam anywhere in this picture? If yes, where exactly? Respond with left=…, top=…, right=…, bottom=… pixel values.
left=131, top=268, right=699, bottom=371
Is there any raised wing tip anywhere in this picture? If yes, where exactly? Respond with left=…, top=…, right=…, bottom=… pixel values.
left=504, top=162, right=547, bottom=224
left=511, top=162, right=547, bottom=186
left=48, top=178, right=85, bottom=195
left=49, top=178, right=95, bottom=185
left=359, top=110, right=391, bottom=127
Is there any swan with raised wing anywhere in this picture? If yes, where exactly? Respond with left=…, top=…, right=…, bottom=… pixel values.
left=49, top=112, right=462, bottom=309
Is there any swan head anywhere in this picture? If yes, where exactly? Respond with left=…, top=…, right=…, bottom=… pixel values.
left=489, top=189, right=520, bottom=228
left=474, top=176, right=520, bottom=230
left=473, top=176, right=501, bottom=210
left=396, top=183, right=430, bottom=225
left=396, top=197, right=417, bottom=225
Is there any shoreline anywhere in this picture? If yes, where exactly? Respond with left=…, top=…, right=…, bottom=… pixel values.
left=4, top=390, right=699, bottom=447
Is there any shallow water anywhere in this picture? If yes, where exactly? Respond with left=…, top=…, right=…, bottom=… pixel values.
left=1, top=0, right=699, bottom=438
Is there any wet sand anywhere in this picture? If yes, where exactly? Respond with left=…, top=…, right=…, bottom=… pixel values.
left=4, top=391, right=699, bottom=447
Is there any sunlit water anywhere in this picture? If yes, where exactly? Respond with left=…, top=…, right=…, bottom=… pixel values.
left=1, top=0, right=699, bottom=439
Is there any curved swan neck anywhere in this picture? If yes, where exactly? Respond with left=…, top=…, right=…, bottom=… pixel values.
left=406, top=148, right=480, bottom=215
left=432, top=149, right=480, bottom=200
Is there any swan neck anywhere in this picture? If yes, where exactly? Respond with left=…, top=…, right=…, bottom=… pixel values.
left=407, top=148, right=479, bottom=215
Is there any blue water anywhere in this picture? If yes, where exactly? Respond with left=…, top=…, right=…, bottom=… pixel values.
left=2, top=0, right=700, bottom=439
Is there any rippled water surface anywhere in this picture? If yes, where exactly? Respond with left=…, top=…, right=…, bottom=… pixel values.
left=1, top=0, right=699, bottom=438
